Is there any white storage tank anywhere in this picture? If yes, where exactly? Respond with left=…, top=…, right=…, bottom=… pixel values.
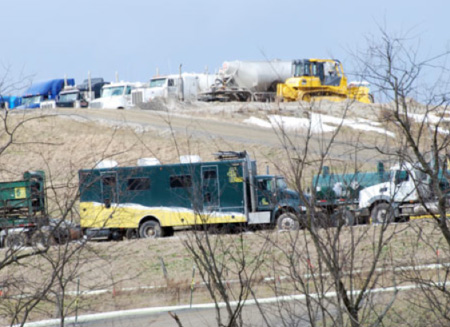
left=137, top=158, right=161, bottom=166
left=220, top=60, right=292, bottom=92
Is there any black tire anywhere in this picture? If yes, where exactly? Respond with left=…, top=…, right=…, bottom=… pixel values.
left=53, top=227, right=70, bottom=244
left=5, top=233, right=27, bottom=249
left=332, top=209, right=355, bottom=227
left=139, top=221, right=162, bottom=239
left=125, top=228, right=139, bottom=240
left=371, top=203, right=394, bottom=224
left=313, top=211, right=334, bottom=229
left=163, top=227, right=174, bottom=237
left=31, top=230, right=54, bottom=248
left=277, top=213, right=300, bottom=231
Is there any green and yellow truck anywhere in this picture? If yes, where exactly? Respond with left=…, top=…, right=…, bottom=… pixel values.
left=79, top=151, right=306, bottom=239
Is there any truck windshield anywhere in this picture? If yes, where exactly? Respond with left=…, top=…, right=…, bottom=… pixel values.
left=59, top=92, right=79, bottom=102
left=149, top=78, right=166, bottom=88
left=276, top=177, right=287, bottom=189
left=101, top=86, right=124, bottom=97
left=22, top=95, right=42, bottom=105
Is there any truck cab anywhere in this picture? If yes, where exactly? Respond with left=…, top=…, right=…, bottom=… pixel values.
left=56, top=78, right=109, bottom=108
left=255, top=175, right=300, bottom=212
left=358, top=163, right=432, bottom=222
left=148, top=76, right=179, bottom=99
left=57, top=87, right=88, bottom=108
left=19, top=79, right=75, bottom=109
left=89, top=82, right=135, bottom=109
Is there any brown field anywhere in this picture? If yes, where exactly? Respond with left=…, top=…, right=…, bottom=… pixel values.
left=0, top=100, right=449, bottom=326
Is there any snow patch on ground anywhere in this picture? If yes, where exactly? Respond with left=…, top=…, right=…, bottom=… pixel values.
left=408, top=113, right=450, bottom=125
left=244, top=113, right=395, bottom=137
left=243, top=116, right=272, bottom=129
left=318, top=114, right=395, bottom=138
left=268, top=115, right=337, bottom=134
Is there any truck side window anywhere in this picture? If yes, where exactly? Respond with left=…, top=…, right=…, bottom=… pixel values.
left=258, top=180, right=267, bottom=191
left=203, top=170, right=217, bottom=179
left=170, top=175, right=192, bottom=188
left=168, top=79, right=174, bottom=87
left=102, top=176, right=116, bottom=186
left=127, top=178, right=150, bottom=191
left=395, top=171, right=409, bottom=184
left=258, top=180, right=273, bottom=191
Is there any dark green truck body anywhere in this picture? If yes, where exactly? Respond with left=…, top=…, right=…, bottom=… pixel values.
left=0, top=171, right=48, bottom=242
left=312, top=162, right=389, bottom=209
left=79, top=151, right=304, bottom=239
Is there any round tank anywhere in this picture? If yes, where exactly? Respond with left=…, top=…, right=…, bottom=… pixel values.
left=221, top=60, right=292, bottom=92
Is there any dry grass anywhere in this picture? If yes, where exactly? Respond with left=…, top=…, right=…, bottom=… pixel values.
left=0, top=101, right=449, bottom=325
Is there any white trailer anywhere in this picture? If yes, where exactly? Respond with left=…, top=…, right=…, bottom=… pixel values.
left=131, top=73, right=216, bottom=107
left=199, top=60, right=292, bottom=102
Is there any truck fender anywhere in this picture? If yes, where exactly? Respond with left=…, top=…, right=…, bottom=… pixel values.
left=273, top=206, right=298, bottom=224
left=138, top=216, right=165, bottom=238
left=138, top=215, right=161, bottom=227
left=364, top=195, right=391, bottom=211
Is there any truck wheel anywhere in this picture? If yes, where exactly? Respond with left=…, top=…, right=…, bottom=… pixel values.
left=5, top=234, right=27, bottom=249
left=332, top=209, right=355, bottom=227
left=53, top=227, right=70, bottom=244
left=125, top=229, right=138, bottom=239
left=31, top=230, right=54, bottom=248
left=371, top=203, right=394, bottom=224
left=139, top=221, right=162, bottom=238
left=277, top=213, right=300, bottom=231
left=163, top=227, right=174, bottom=237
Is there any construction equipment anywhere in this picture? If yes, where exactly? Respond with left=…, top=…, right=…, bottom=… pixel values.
left=277, top=59, right=373, bottom=103
left=199, top=60, right=292, bottom=102
left=312, top=160, right=450, bottom=226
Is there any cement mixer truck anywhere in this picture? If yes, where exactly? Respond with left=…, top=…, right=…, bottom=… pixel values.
left=312, top=161, right=450, bottom=226
left=199, top=60, right=292, bottom=102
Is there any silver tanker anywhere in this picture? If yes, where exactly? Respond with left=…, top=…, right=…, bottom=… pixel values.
left=200, top=60, right=292, bottom=102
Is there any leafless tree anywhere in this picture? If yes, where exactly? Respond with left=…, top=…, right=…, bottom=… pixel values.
left=353, top=27, right=450, bottom=326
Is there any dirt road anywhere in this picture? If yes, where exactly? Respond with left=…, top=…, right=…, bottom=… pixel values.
left=55, top=107, right=380, bottom=163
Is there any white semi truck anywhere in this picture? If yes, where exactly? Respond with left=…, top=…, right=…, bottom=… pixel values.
left=131, top=73, right=216, bottom=107
left=90, top=82, right=141, bottom=109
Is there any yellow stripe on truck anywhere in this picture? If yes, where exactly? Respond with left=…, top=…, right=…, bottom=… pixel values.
left=80, top=202, right=246, bottom=229
left=410, top=214, right=450, bottom=220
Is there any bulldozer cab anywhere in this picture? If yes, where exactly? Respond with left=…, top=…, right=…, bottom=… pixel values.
left=292, top=59, right=342, bottom=86
left=277, top=58, right=372, bottom=103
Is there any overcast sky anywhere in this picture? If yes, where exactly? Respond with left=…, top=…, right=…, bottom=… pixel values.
left=1, top=0, right=449, bottom=90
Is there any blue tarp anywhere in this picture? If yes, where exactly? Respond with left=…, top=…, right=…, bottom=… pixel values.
left=0, top=96, right=22, bottom=109
left=22, top=79, right=75, bottom=99
left=21, top=78, right=75, bottom=108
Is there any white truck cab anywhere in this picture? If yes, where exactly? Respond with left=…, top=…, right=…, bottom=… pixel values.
left=358, top=163, right=432, bottom=222
left=131, top=73, right=216, bottom=107
left=89, top=82, right=136, bottom=109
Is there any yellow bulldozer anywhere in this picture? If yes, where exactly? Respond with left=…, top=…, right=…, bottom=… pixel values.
left=277, top=59, right=373, bottom=103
